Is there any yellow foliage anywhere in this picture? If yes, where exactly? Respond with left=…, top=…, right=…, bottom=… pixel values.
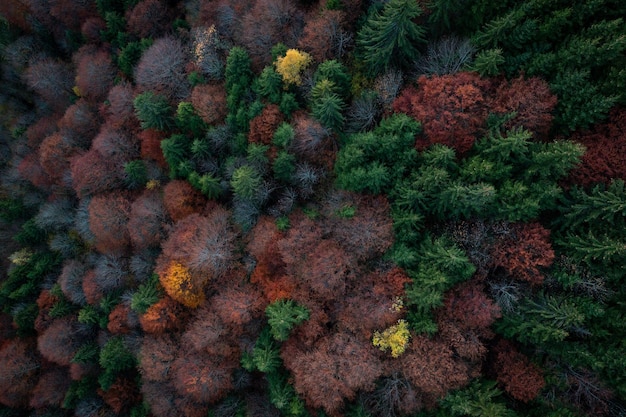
left=9, top=248, right=33, bottom=266
left=72, top=85, right=82, bottom=97
left=275, top=49, right=312, bottom=86
left=391, top=297, right=404, bottom=312
left=146, top=179, right=161, bottom=190
left=160, top=261, right=205, bottom=308
left=372, top=319, right=410, bottom=358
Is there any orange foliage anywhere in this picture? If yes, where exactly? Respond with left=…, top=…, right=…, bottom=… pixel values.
left=98, top=376, right=141, bottom=414
left=159, top=261, right=206, bottom=308
left=82, top=269, right=104, bottom=305
left=492, top=339, right=545, bottom=402
left=298, top=10, right=345, bottom=62
left=140, top=296, right=189, bottom=334
left=163, top=180, right=207, bottom=221
left=39, top=132, right=76, bottom=184
left=139, top=128, right=168, bottom=167
left=107, top=304, right=133, bottom=334
left=140, top=334, right=179, bottom=383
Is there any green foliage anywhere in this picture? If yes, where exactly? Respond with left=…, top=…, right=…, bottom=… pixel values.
left=225, top=47, right=254, bottom=133
left=231, top=165, right=263, bottom=201
left=160, top=134, right=191, bottom=178
left=271, top=43, right=289, bottom=62
left=250, top=327, right=282, bottom=373
left=356, top=0, right=426, bottom=76
left=266, top=299, right=310, bottom=341
left=133, top=91, right=174, bottom=131
left=188, top=171, right=223, bottom=199
left=273, top=122, right=294, bottom=148
left=0, top=198, right=27, bottom=222
left=130, top=274, right=161, bottom=314
left=336, top=113, right=421, bottom=194
left=257, top=66, right=284, bottom=104
left=279, top=93, right=299, bottom=117
left=14, top=217, right=47, bottom=246
left=72, top=342, right=100, bottom=364
left=117, top=38, right=152, bottom=78
left=314, top=60, right=352, bottom=99
left=101, top=12, right=126, bottom=45
left=63, top=377, right=99, bottom=409
left=471, top=48, right=505, bottom=76
left=99, top=336, right=136, bottom=390
left=78, top=304, right=108, bottom=329
left=310, top=80, right=346, bottom=132
left=438, top=379, right=516, bottom=417
left=12, top=302, right=38, bottom=336
left=276, top=216, right=290, bottom=231
left=124, top=160, right=148, bottom=189
left=273, top=151, right=296, bottom=183
left=176, top=102, right=207, bottom=136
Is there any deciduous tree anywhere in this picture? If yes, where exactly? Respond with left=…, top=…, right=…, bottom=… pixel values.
left=162, top=180, right=207, bottom=221
left=126, top=0, right=174, bottom=39
left=75, top=49, right=117, bottom=103
left=0, top=338, right=40, bottom=408
left=491, top=339, right=545, bottom=403
left=135, top=36, right=189, bottom=100
left=88, top=192, right=132, bottom=254
left=190, top=84, right=228, bottom=125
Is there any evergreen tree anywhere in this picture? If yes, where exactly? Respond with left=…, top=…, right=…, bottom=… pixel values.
left=133, top=91, right=174, bottom=131
left=356, top=0, right=426, bottom=76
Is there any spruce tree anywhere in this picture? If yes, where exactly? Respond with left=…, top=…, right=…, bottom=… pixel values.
left=356, top=0, right=426, bottom=76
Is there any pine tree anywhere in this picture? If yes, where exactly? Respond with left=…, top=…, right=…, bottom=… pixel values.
left=356, top=0, right=426, bottom=76
left=133, top=91, right=174, bottom=131
left=265, top=299, right=309, bottom=341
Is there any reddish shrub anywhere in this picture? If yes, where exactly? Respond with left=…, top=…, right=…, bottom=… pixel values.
left=441, top=281, right=501, bottom=332
left=139, top=128, right=168, bottom=167
left=211, top=284, right=265, bottom=329
left=98, top=376, right=141, bottom=414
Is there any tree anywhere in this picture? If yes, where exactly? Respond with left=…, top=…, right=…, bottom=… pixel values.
left=491, top=340, right=545, bottom=403
left=92, top=124, right=140, bottom=160
left=414, top=36, right=476, bottom=76
left=140, top=296, right=188, bottom=334
left=393, top=72, right=490, bottom=155
left=172, top=351, right=235, bottom=404
left=139, top=334, right=179, bottom=382
left=59, top=259, right=88, bottom=306
left=105, top=82, right=137, bottom=130
left=38, top=132, right=77, bottom=185
left=99, top=336, right=137, bottom=390
left=275, top=49, right=312, bottom=86
left=37, top=317, right=87, bottom=366
left=88, top=192, right=132, bottom=254
left=356, top=0, right=426, bottom=76
left=190, top=84, right=228, bottom=125
left=74, top=48, right=116, bottom=103
left=158, top=261, right=206, bottom=308
left=128, top=189, right=169, bottom=250
left=138, top=128, right=168, bottom=167
left=70, top=149, right=126, bottom=198
left=29, top=367, right=72, bottom=409
left=162, top=180, right=207, bottom=221
left=125, top=0, right=174, bottom=39
left=58, top=99, right=99, bottom=148
left=298, top=10, right=349, bottom=62
left=266, top=299, right=310, bottom=341
left=0, top=338, right=40, bottom=408
left=310, top=79, right=346, bottom=132
left=135, top=36, right=189, bottom=100
left=133, top=91, right=175, bottom=131
left=24, top=57, right=74, bottom=110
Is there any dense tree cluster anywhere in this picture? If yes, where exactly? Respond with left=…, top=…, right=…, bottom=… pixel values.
left=0, top=1, right=625, bottom=417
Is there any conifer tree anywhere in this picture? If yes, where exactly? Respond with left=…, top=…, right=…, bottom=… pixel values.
left=356, top=0, right=426, bottom=76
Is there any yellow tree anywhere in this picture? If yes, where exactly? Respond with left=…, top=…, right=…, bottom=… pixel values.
left=275, top=49, right=312, bottom=86
left=159, top=261, right=205, bottom=308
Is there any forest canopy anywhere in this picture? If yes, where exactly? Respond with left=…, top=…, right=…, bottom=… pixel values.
left=1, top=0, right=626, bottom=417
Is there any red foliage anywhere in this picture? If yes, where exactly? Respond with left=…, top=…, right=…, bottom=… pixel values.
left=70, top=149, right=125, bottom=198
left=490, top=75, right=557, bottom=140
left=81, top=17, right=107, bottom=43
left=291, top=111, right=330, bottom=160
left=107, top=304, right=133, bottom=334
left=69, top=361, right=99, bottom=381
left=37, top=317, right=85, bottom=366
left=400, top=336, right=473, bottom=409
left=30, top=367, right=71, bottom=409
left=492, top=222, right=555, bottom=285
left=126, top=0, right=175, bottom=39
left=249, top=103, right=284, bottom=145
left=58, top=99, right=99, bottom=148
left=287, top=332, right=383, bottom=416
left=92, top=124, right=140, bottom=161
left=75, top=49, right=117, bottom=103
left=325, top=193, right=394, bottom=261
left=566, top=107, right=626, bottom=187
left=139, top=128, right=168, bottom=167
left=39, top=132, right=76, bottom=184
left=158, top=209, right=235, bottom=279
left=35, top=290, right=59, bottom=333
left=140, top=296, right=189, bottom=334
left=393, top=72, right=491, bottom=155
left=441, top=281, right=501, bottom=332
left=135, top=36, right=189, bottom=100
left=106, top=82, right=138, bottom=130
left=18, top=153, right=54, bottom=189
left=140, top=334, right=179, bottom=383
left=163, top=180, right=207, bottom=221
left=98, top=376, right=141, bottom=414
left=172, top=351, right=236, bottom=404
left=26, top=115, right=59, bottom=149
left=82, top=269, right=104, bottom=305
left=129, top=189, right=170, bottom=251
left=88, top=192, right=132, bottom=254
left=0, top=0, right=32, bottom=32
left=298, top=10, right=345, bottom=62
left=211, top=284, right=265, bottom=329
left=492, top=340, right=545, bottom=402
left=0, top=338, right=39, bottom=408
left=50, top=0, right=98, bottom=31
left=24, top=58, right=74, bottom=110
left=190, top=84, right=228, bottom=125
left=240, top=0, right=305, bottom=71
